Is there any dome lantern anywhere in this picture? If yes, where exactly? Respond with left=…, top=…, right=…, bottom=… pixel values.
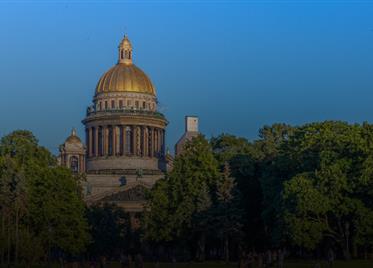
left=118, top=35, right=132, bottom=65
left=95, top=35, right=156, bottom=96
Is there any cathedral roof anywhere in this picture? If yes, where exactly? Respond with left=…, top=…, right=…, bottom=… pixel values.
left=95, top=36, right=156, bottom=97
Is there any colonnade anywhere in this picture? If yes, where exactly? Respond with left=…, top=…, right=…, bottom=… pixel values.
left=86, top=125, right=165, bottom=159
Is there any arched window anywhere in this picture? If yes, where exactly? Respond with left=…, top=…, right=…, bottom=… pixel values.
left=70, top=156, right=79, bottom=173
left=108, top=126, right=113, bottom=156
left=121, top=49, right=124, bottom=60
left=98, top=127, right=103, bottom=156
left=99, top=101, right=102, bottom=111
left=125, top=126, right=132, bottom=155
left=119, top=100, right=123, bottom=109
left=111, top=100, right=115, bottom=109
left=105, top=101, right=108, bottom=110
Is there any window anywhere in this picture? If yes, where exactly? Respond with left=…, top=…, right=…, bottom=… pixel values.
left=119, top=100, right=123, bottom=108
left=121, top=50, right=124, bottom=60
left=135, top=101, right=139, bottom=109
left=111, top=100, right=115, bottom=109
left=142, top=102, right=146, bottom=109
left=105, top=101, right=108, bottom=109
left=127, top=100, right=131, bottom=107
left=70, top=156, right=79, bottom=173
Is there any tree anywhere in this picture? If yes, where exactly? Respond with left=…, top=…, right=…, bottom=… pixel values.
left=86, top=204, right=131, bottom=258
left=211, top=134, right=265, bottom=249
left=0, top=130, right=89, bottom=265
left=144, top=135, right=220, bottom=258
left=254, top=124, right=295, bottom=247
left=282, top=122, right=373, bottom=259
left=210, top=163, right=243, bottom=262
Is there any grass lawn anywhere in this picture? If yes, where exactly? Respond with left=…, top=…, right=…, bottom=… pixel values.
left=17, top=260, right=373, bottom=268
left=103, top=260, right=372, bottom=268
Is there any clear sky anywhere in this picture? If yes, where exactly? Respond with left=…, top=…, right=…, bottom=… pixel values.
left=0, top=1, right=373, bottom=154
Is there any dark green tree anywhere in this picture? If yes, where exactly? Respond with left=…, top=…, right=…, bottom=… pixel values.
left=282, top=122, right=373, bottom=259
left=144, top=135, right=220, bottom=258
left=0, top=130, right=89, bottom=265
left=86, top=204, right=131, bottom=258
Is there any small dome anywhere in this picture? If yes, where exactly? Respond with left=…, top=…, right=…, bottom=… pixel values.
left=65, top=128, right=82, bottom=144
left=95, top=63, right=156, bottom=96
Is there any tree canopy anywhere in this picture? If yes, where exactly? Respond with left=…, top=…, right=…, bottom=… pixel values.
left=0, top=130, right=89, bottom=266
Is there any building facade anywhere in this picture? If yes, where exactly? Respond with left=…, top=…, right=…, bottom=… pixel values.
left=59, top=35, right=199, bottom=214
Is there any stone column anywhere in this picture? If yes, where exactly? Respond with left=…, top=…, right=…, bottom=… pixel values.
left=144, top=127, right=148, bottom=157
left=104, top=126, right=109, bottom=156
left=161, top=129, right=165, bottom=157
left=85, top=128, right=92, bottom=157
left=132, top=126, right=136, bottom=156
left=95, top=127, right=99, bottom=157
left=154, top=128, right=158, bottom=157
left=120, top=125, right=124, bottom=156
left=146, top=127, right=153, bottom=157
left=116, top=126, right=120, bottom=156
left=158, top=129, right=161, bottom=156
left=112, top=126, right=117, bottom=156
left=151, top=127, right=155, bottom=157
left=88, top=128, right=92, bottom=157
left=136, top=126, right=141, bottom=156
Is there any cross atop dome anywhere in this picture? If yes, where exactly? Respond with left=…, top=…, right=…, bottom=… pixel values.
left=118, top=35, right=132, bottom=65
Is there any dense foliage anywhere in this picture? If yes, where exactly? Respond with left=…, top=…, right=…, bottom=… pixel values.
left=1, top=121, right=373, bottom=265
left=145, top=122, right=373, bottom=261
left=0, top=131, right=89, bottom=266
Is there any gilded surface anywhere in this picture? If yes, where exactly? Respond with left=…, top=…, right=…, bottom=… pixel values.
left=95, top=63, right=156, bottom=96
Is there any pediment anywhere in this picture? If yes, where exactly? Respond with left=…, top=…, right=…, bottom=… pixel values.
left=99, top=185, right=147, bottom=202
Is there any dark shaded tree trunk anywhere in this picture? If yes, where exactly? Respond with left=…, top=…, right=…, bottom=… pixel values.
left=197, top=234, right=206, bottom=261
left=224, top=236, right=229, bottom=263
left=15, top=207, right=19, bottom=265
left=7, top=217, right=11, bottom=265
left=342, top=222, right=351, bottom=260
left=1, top=211, right=4, bottom=265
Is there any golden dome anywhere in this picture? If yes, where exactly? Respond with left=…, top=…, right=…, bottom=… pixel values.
left=95, top=35, right=156, bottom=96
left=95, top=63, right=156, bottom=96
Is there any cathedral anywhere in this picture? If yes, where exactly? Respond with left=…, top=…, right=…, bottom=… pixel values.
left=58, top=35, right=199, bottom=215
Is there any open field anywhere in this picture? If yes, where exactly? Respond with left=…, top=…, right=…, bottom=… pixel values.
left=5, top=260, right=373, bottom=268
left=31, top=260, right=371, bottom=268
left=140, top=261, right=372, bottom=268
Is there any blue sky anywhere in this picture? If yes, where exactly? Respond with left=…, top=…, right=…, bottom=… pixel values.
left=0, top=1, right=373, bottom=153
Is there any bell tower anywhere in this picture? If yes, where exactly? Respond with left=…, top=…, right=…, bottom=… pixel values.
left=118, top=35, right=133, bottom=65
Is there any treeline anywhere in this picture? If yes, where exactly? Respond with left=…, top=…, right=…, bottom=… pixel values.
left=0, top=121, right=373, bottom=265
left=144, top=121, right=373, bottom=261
